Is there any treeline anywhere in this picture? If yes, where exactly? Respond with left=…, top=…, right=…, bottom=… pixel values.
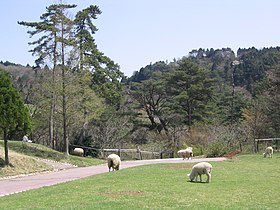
left=3, top=46, right=280, bottom=157
left=1, top=2, right=280, bottom=157
left=125, top=47, right=280, bottom=155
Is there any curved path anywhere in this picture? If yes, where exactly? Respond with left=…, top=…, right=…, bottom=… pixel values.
left=0, top=157, right=227, bottom=197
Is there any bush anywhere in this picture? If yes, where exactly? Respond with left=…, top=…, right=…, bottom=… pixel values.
left=191, top=144, right=204, bottom=156
left=205, top=141, right=229, bottom=157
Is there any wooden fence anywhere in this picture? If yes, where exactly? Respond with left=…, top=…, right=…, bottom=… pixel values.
left=69, top=145, right=173, bottom=160
left=254, top=138, right=280, bottom=152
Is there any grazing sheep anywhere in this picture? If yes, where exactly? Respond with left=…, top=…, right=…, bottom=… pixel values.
left=188, top=162, right=213, bottom=183
left=72, top=148, right=84, bottom=157
left=177, top=147, right=193, bottom=160
left=107, top=154, right=121, bottom=172
left=263, top=146, right=273, bottom=158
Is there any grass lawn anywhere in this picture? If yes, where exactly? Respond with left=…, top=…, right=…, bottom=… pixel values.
left=0, top=140, right=105, bottom=168
left=0, top=153, right=279, bottom=209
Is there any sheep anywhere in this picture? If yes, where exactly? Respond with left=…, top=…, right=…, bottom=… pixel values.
left=177, top=147, right=193, bottom=160
left=22, top=134, right=32, bottom=143
left=188, top=162, right=213, bottom=183
left=107, top=154, right=121, bottom=172
left=72, top=148, right=84, bottom=157
left=263, top=146, right=273, bottom=158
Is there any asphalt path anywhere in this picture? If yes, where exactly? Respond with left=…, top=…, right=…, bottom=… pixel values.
left=0, top=157, right=227, bottom=197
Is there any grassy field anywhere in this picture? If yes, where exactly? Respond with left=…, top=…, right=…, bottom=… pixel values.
left=0, top=153, right=279, bottom=209
left=0, top=140, right=105, bottom=177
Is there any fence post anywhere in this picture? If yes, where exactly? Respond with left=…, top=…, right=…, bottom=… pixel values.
left=137, top=146, right=142, bottom=160
left=118, top=148, right=121, bottom=159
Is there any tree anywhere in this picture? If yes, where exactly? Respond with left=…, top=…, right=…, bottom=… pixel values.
left=164, top=58, right=214, bottom=126
left=91, top=62, right=124, bottom=107
left=18, top=3, right=77, bottom=154
left=74, top=5, right=125, bottom=108
left=74, top=5, right=102, bottom=71
left=0, top=70, right=31, bottom=165
left=90, top=108, right=132, bottom=152
left=265, top=58, right=280, bottom=136
left=130, top=79, right=169, bottom=133
left=19, top=3, right=78, bottom=155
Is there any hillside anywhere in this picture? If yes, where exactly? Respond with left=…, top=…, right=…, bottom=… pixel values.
left=0, top=145, right=52, bottom=177
left=0, top=140, right=105, bottom=177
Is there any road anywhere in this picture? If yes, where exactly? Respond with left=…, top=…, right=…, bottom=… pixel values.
left=0, top=157, right=227, bottom=197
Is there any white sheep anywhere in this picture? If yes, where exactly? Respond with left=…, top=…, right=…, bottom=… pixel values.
left=177, top=147, right=193, bottom=160
left=107, top=154, right=121, bottom=172
left=188, top=162, right=213, bottom=183
left=263, top=146, right=273, bottom=158
left=72, top=148, right=84, bottom=157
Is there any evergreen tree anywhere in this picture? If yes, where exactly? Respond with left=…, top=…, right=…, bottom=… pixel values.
left=19, top=3, right=77, bottom=155
left=130, top=79, right=169, bottom=133
left=164, top=58, right=214, bottom=126
left=74, top=5, right=124, bottom=108
left=74, top=5, right=102, bottom=71
left=0, top=70, right=31, bottom=165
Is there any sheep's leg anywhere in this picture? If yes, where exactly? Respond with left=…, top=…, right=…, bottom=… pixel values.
left=206, top=174, right=210, bottom=183
left=199, top=175, right=202, bottom=182
left=194, top=175, right=198, bottom=182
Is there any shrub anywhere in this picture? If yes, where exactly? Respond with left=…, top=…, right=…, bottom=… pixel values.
left=205, top=141, right=229, bottom=157
left=191, top=144, right=204, bottom=156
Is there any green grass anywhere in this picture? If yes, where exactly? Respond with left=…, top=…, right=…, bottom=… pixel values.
left=0, top=154, right=279, bottom=209
left=0, top=140, right=105, bottom=177
left=0, top=148, right=53, bottom=177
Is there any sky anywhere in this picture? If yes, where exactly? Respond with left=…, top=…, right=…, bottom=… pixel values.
left=1, top=0, right=280, bottom=77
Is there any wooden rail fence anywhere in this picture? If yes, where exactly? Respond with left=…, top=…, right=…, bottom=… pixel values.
left=69, top=145, right=172, bottom=160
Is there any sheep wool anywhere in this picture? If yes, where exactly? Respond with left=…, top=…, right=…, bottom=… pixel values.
left=188, top=162, right=212, bottom=183
left=72, top=148, right=84, bottom=157
left=107, top=154, right=121, bottom=172
left=177, top=147, right=193, bottom=160
left=263, top=146, right=273, bottom=158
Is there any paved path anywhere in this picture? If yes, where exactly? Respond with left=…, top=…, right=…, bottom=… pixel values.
left=0, top=157, right=227, bottom=197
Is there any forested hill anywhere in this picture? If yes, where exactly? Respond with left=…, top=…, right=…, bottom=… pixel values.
left=1, top=45, right=280, bottom=155
left=3, top=46, right=280, bottom=97
left=0, top=61, right=39, bottom=104
left=127, top=46, right=280, bottom=96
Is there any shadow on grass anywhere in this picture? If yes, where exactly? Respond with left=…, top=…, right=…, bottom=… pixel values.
left=188, top=180, right=210, bottom=184
left=0, top=158, right=14, bottom=168
left=0, top=158, right=4, bottom=167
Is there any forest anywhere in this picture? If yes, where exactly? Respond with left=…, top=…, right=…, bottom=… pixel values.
left=1, top=3, right=280, bottom=163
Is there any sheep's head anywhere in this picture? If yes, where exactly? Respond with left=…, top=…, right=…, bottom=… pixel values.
left=188, top=173, right=194, bottom=181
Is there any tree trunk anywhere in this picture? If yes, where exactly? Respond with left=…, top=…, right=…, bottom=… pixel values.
left=4, top=130, right=9, bottom=165
left=50, top=33, right=57, bottom=149
left=61, top=22, right=69, bottom=156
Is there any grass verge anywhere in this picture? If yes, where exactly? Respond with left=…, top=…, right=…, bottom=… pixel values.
left=0, top=140, right=105, bottom=177
left=0, top=154, right=279, bottom=209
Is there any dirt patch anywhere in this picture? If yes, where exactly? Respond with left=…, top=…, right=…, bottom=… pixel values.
left=99, top=191, right=145, bottom=197
left=223, top=150, right=241, bottom=159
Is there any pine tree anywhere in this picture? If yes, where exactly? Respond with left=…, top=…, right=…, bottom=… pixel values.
left=18, top=3, right=77, bottom=155
left=74, top=5, right=124, bottom=107
left=164, top=58, right=214, bottom=126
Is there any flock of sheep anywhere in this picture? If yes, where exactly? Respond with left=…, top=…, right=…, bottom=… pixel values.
left=73, top=145, right=274, bottom=183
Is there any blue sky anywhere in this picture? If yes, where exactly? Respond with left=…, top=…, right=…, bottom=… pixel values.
left=1, top=0, right=280, bottom=76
